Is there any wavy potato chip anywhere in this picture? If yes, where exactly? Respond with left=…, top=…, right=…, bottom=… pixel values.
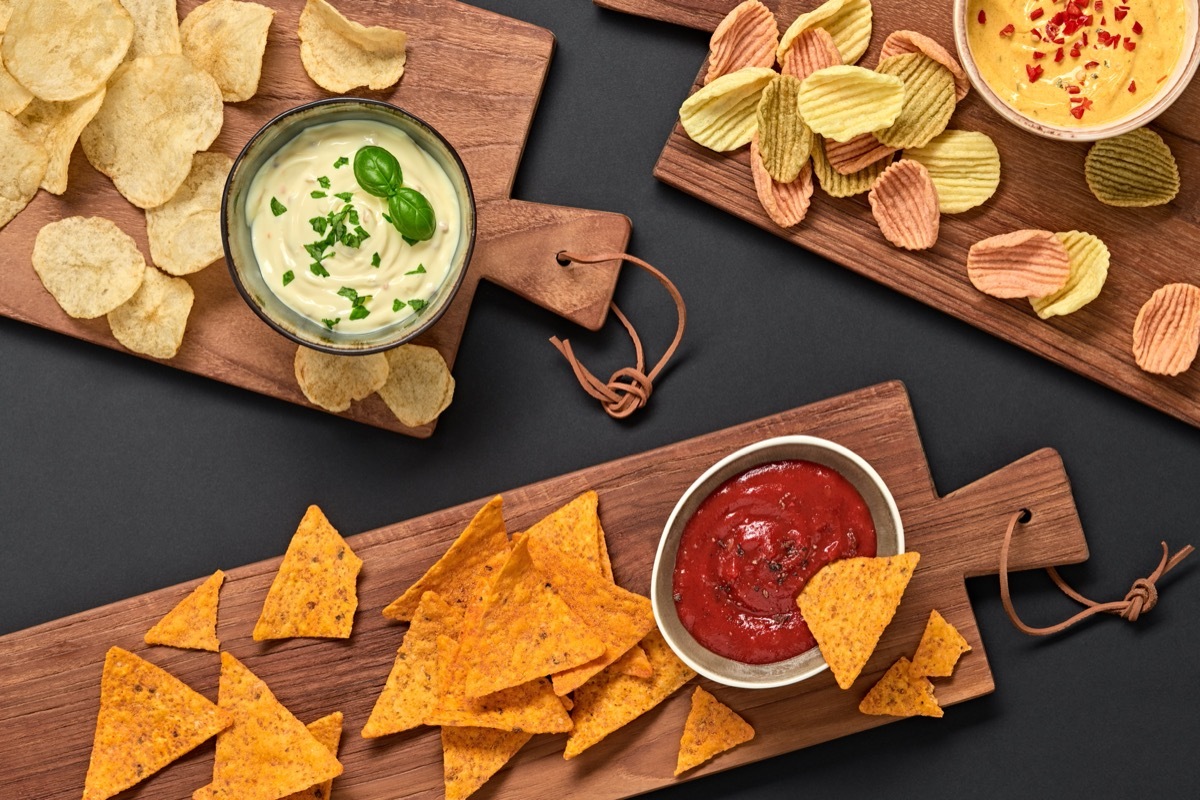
left=1132, top=283, right=1200, bottom=376
left=880, top=30, right=969, bottom=101
left=680, top=66, right=776, bottom=152
left=826, top=132, right=896, bottom=175
left=0, top=111, right=45, bottom=229
left=868, top=159, right=939, bottom=250
left=797, top=66, right=904, bottom=142
left=378, top=343, right=455, bottom=427
left=858, top=657, right=943, bottom=718
left=1030, top=231, right=1110, bottom=319
left=757, top=75, right=812, bottom=182
left=107, top=266, right=195, bottom=359
left=674, top=686, right=755, bottom=776
left=299, top=0, right=407, bottom=93
left=780, top=27, right=842, bottom=81
left=33, top=217, right=145, bottom=318
left=873, top=53, right=955, bottom=149
left=442, top=726, right=532, bottom=800
left=706, top=0, right=778, bottom=85
left=294, top=347, right=389, bottom=412
left=751, top=134, right=814, bottom=227
left=904, top=129, right=1000, bottom=213
left=119, top=0, right=181, bottom=58
left=0, top=51, right=32, bottom=116
left=17, top=89, right=105, bottom=195
left=778, top=0, right=873, bottom=65
left=910, top=609, right=971, bottom=678
left=811, top=135, right=891, bottom=196
left=81, top=54, right=223, bottom=208
left=181, top=0, right=275, bottom=103
left=144, top=570, right=224, bottom=651
left=1085, top=127, right=1180, bottom=208
left=967, top=229, right=1071, bottom=299
left=145, top=151, right=230, bottom=276
left=3, top=0, right=132, bottom=102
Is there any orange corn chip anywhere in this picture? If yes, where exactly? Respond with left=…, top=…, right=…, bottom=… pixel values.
left=750, top=134, right=814, bottom=228
left=144, top=569, right=224, bottom=651
left=910, top=610, right=971, bottom=677
left=561, top=694, right=575, bottom=712
left=1133, top=283, right=1200, bottom=376
left=525, top=491, right=602, bottom=573
left=880, top=30, right=969, bottom=101
left=868, top=159, right=940, bottom=250
left=966, top=229, right=1071, bottom=299
left=82, top=647, right=230, bottom=800
left=780, top=26, right=842, bottom=81
left=797, top=552, right=920, bottom=690
left=826, top=133, right=898, bottom=175
left=612, top=644, right=654, bottom=679
left=597, top=519, right=616, bottom=582
left=442, top=725, right=532, bottom=800
left=283, top=712, right=344, bottom=800
left=705, top=0, right=779, bottom=84
left=383, top=496, right=508, bottom=621
left=674, top=686, right=755, bottom=775
left=564, top=629, right=696, bottom=759
left=858, top=657, right=943, bottom=717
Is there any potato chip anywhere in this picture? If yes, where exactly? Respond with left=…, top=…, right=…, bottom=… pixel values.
left=284, top=712, right=343, bottom=800
left=16, top=88, right=106, bottom=195
left=119, top=0, right=181, bottom=58
left=32, top=217, right=145, bottom=319
left=825, top=132, right=896, bottom=175
left=564, top=629, right=696, bottom=759
left=967, top=229, right=1070, bottom=299
left=674, top=686, right=755, bottom=776
left=1085, top=127, right=1180, bottom=208
left=757, top=75, right=812, bottom=183
left=812, top=135, right=892, bottom=197
left=144, top=570, right=224, bottom=651
left=442, top=726, right=532, bottom=800
left=796, top=66, right=904, bottom=142
left=2, top=0, right=132, bottom=102
left=294, top=347, right=389, bottom=413
left=868, top=159, right=940, bottom=250
left=383, top=496, right=509, bottom=621
left=778, top=0, right=873, bottom=65
left=903, top=129, right=1000, bottom=213
left=796, top=552, right=920, bottom=690
left=705, top=0, right=779, bottom=85
left=858, top=657, right=942, bottom=717
left=0, top=111, right=46, bottom=229
left=253, top=505, right=363, bottom=640
left=298, top=0, right=407, bottom=93
left=1132, top=283, right=1200, bottom=376
left=780, top=27, right=842, bottom=81
left=0, top=0, right=11, bottom=33
left=751, top=134, right=814, bottom=228
left=679, top=67, right=776, bottom=152
left=145, top=151, right=230, bottom=275
left=107, top=266, right=195, bottom=359
left=880, top=30, right=969, bottom=101
left=910, top=609, right=971, bottom=678
left=1030, top=231, right=1110, bottom=319
left=181, top=0, right=275, bottom=102
left=0, top=52, right=32, bottom=116
left=873, top=53, right=956, bottom=149
left=83, top=647, right=231, bottom=800
left=378, top=343, right=455, bottom=427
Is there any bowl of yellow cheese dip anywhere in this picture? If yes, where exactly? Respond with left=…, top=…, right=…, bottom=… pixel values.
left=223, top=98, right=475, bottom=353
left=955, top=0, right=1199, bottom=139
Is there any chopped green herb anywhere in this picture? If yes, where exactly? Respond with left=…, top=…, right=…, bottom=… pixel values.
left=382, top=212, right=394, bottom=225
left=270, top=197, right=287, bottom=216
left=317, top=176, right=331, bottom=189
left=323, top=318, right=340, bottom=330
left=334, top=191, right=354, bottom=203
left=371, top=252, right=381, bottom=268
left=409, top=298, right=428, bottom=312
left=310, top=262, right=330, bottom=278
left=311, top=190, right=327, bottom=199
left=405, top=264, right=426, bottom=275
left=337, top=286, right=359, bottom=302
left=334, top=156, right=349, bottom=169
left=393, top=299, right=405, bottom=312
left=402, top=235, right=419, bottom=246
left=347, top=208, right=360, bottom=225
left=304, top=242, right=329, bottom=262
left=309, top=216, right=329, bottom=235
left=282, top=270, right=294, bottom=286
left=349, top=305, right=370, bottom=321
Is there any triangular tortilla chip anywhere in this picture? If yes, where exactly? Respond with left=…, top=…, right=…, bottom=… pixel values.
left=383, top=496, right=508, bottom=621
left=858, top=657, right=943, bottom=717
left=910, top=609, right=971, bottom=677
left=525, top=490, right=601, bottom=571
left=674, top=686, right=755, bottom=776
left=441, top=726, right=532, bottom=800
left=253, top=506, right=363, bottom=640
left=565, top=629, right=696, bottom=759
left=201, top=652, right=343, bottom=800
left=797, top=552, right=920, bottom=689
left=596, top=520, right=652, bottom=678
left=283, top=712, right=344, bottom=800
left=144, top=570, right=225, bottom=651
left=82, top=647, right=231, bottom=800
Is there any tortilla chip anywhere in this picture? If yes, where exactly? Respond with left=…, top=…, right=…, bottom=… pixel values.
left=252, top=505, right=363, bottom=640
left=298, top=0, right=407, bottom=93
left=796, top=552, right=920, bottom=690
left=564, top=629, right=696, bottom=759
left=16, top=88, right=106, bottom=195
left=144, top=570, right=224, bottom=651
left=83, top=647, right=231, bottom=800
left=441, top=726, right=532, bottom=800
left=525, top=491, right=602, bottom=571
left=612, top=644, right=654, bottom=679
left=675, top=686, right=755, bottom=775
left=383, top=496, right=508, bottom=621
left=910, top=609, right=971, bottom=678
left=858, top=657, right=943, bottom=717
left=283, top=712, right=344, bottom=800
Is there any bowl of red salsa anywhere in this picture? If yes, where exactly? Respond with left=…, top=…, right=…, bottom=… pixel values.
left=652, top=436, right=903, bottom=689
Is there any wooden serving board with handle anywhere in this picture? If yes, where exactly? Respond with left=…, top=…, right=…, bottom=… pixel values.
left=0, top=0, right=632, bottom=438
left=0, top=381, right=1089, bottom=800
left=596, top=0, right=1200, bottom=429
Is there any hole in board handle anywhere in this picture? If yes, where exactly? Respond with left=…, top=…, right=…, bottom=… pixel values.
left=1018, top=508, right=1033, bottom=524
left=556, top=251, right=571, bottom=267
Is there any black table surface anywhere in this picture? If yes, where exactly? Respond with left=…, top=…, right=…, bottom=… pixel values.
left=2, top=2, right=1197, bottom=797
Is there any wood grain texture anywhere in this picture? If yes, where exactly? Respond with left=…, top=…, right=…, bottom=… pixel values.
left=598, top=0, right=1200, bottom=429
left=0, top=0, right=632, bottom=437
left=0, top=381, right=1089, bottom=800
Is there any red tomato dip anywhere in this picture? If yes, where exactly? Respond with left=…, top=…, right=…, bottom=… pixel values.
left=672, top=459, right=877, bottom=664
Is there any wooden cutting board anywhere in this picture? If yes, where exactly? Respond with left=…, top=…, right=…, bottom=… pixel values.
left=0, top=0, right=632, bottom=437
left=0, top=381, right=1089, bottom=800
left=596, top=0, right=1200, bottom=430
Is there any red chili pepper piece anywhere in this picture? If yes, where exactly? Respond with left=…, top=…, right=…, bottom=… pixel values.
left=1114, top=5, right=1129, bottom=20
left=1066, top=2, right=1083, bottom=16
left=1070, top=97, right=1093, bottom=119
left=1055, top=46, right=1065, bottom=61
left=1000, top=22, right=1016, bottom=36
left=1064, top=17, right=1082, bottom=35
left=1128, top=80, right=1137, bottom=93
left=1101, top=15, right=1107, bottom=24
left=1084, top=60, right=1100, bottom=69
left=1070, top=44, right=1081, bottom=57
left=1045, top=21, right=1061, bottom=38
left=1112, top=34, right=1122, bottom=48
left=1032, top=50, right=1046, bottom=59
left=1124, top=39, right=1136, bottom=50
left=1081, top=31, right=1089, bottom=45
left=1132, top=20, right=1143, bottom=34
left=1082, top=15, right=1093, bottom=26
left=1051, top=11, right=1066, bottom=24
left=1033, top=28, right=1043, bottom=40
left=1067, top=84, right=1081, bottom=93
left=978, top=8, right=987, bottom=23
left=1026, top=63, right=1045, bottom=81
left=1030, top=7, right=1045, bottom=19
left=1094, top=0, right=1103, bottom=10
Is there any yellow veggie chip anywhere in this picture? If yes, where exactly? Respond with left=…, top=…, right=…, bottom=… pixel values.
left=752, top=134, right=815, bottom=228
left=705, top=0, right=779, bottom=85
left=679, top=66, right=776, bottom=152
left=910, top=609, right=971, bottom=678
left=298, top=0, right=407, bottom=93
left=675, top=686, right=755, bottom=775
left=119, top=0, right=181, bottom=59
left=442, top=726, right=532, bottom=800
left=797, top=66, right=904, bottom=142
left=107, top=265, right=196, bottom=360
left=904, top=129, right=1001, bottom=214
left=2, top=0, right=132, bottom=102
left=1029, top=231, right=1110, bottom=319
left=757, top=74, right=812, bottom=183
left=32, top=216, right=144, bottom=319
left=858, top=657, right=943, bottom=717
left=1085, top=127, right=1180, bottom=208
left=145, top=151, right=231, bottom=276
left=181, top=0, right=275, bottom=102
left=144, top=569, right=224, bottom=651
left=812, top=135, right=890, bottom=197
left=17, top=89, right=106, bottom=195
left=873, top=53, right=955, bottom=150
left=778, top=0, right=873, bottom=65
left=1132, top=283, right=1200, bottom=376
left=252, top=505, right=363, bottom=640
left=294, top=347, right=389, bottom=413
left=0, top=110, right=46, bottom=230
left=283, top=712, right=344, bottom=800
left=797, top=552, right=920, bottom=690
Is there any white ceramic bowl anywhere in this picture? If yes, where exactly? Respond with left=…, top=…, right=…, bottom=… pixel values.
left=651, top=436, right=904, bottom=689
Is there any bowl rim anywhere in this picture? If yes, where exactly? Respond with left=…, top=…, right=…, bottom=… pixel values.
left=221, top=97, right=477, bottom=356
left=650, top=434, right=905, bottom=689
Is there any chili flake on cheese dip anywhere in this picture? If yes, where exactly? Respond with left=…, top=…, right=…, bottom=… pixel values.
left=246, top=119, right=460, bottom=333
left=967, top=0, right=1189, bottom=125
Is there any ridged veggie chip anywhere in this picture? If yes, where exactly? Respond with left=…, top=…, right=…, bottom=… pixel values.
left=812, top=135, right=891, bottom=197
left=872, top=53, right=955, bottom=150
left=1085, top=127, right=1180, bottom=208
left=1029, top=231, right=1110, bottom=319
left=858, top=657, right=943, bottom=717
left=780, top=27, right=841, bottom=81
left=825, top=132, right=896, bottom=176
left=868, top=159, right=940, bottom=251
left=967, top=229, right=1071, bottom=299
left=143, top=570, right=224, bottom=651
left=674, top=686, right=755, bottom=776
left=751, top=135, right=814, bottom=228
left=879, top=30, right=969, bottom=101
left=778, top=0, right=873, bottom=65
left=705, top=0, right=778, bottom=85
left=1132, top=283, right=1200, bottom=376
left=679, top=67, right=776, bottom=152
left=442, top=726, right=532, bottom=800
left=797, top=66, right=904, bottom=142
left=910, top=609, right=971, bottom=678
left=756, top=74, right=812, bottom=183
left=904, top=129, right=1000, bottom=214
